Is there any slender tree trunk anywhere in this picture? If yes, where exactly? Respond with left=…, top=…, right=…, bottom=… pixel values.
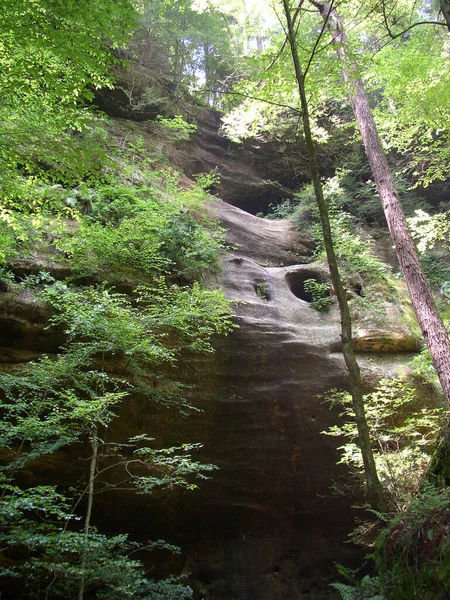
left=282, top=0, right=386, bottom=511
left=312, top=0, right=450, bottom=406
left=78, top=425, right=98, bottom=600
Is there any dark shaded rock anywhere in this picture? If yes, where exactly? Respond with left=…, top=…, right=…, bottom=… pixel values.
left=85, top=208, right=362, bottom=599
left=0, top=291, right=64, bottom=354
left=9, top=253, right=72, bottom=282
left=177, top=108, right=309, bottom=215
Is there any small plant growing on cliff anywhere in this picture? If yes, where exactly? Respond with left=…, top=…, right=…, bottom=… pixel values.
left=331, top=573, right=386, bottom=600
left=374, top=484, right=450, bottom=600
left=265, top=198, right=298, bottom=220
left=292, top=179, right=389, bottom=294
left=156, top=115, right=197, bottom=141
left=255, top=282, right=270, bottom=301
left=304, top=278, right=332, bottom=311
left=192, top=167, right=220, bottom=191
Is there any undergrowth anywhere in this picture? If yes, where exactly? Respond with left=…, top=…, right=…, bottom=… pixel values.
left=324, top=375, right=450, bottom=600
left=0, top=114, right=234, bottom=599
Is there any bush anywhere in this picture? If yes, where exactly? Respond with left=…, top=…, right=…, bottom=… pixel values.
left=66, top=208, right=221, bottom=284
left=322, top=377, right=447, bottom=507
left=265, top=198, right=298, bottom=220
left=375, top=486, right=450, bottom=600
left=304, top=278, right=332, bottom=311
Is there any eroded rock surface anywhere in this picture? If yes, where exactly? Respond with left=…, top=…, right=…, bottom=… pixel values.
left=0, top=109, right=424, bottom=598
left=0, top=199, right=423, bottom=600
left=155, top=206, right=362, bottom=599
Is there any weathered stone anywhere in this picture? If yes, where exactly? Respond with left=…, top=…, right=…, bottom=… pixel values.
left=212, top=199, right=314, bottom=267
left=0, top=290, right=64, bottom=354
left=352, top=284, right=422, bottom=353
left=126, top=207, right=363, bottom=599
left=0, top=111, right=426, bottom=600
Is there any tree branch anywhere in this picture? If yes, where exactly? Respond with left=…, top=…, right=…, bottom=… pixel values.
left=200, top=87, right=302, bottom=115
left=304, top=0, right=335, bottom=77
left=381, top=0, right=446, bottom=39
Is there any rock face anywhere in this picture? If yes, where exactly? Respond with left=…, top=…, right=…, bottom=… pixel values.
left=154, top=202, right=422, bottom=599
left=0, top=107, right=423, bottom=598
left=0, top=199, right=422, bottom=600
left=171, top=204, right=360, bottom=599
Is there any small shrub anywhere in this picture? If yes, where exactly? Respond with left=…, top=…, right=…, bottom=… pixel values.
left=420, top=250, right=450, bottom=292
left=265, top=198, right=297, bottom=220
left=192, top=167, right=220, bottom=191
left=64, top=209, right=222, bottom=284
left=155, top=115, right=197, bottom=141
left=375, top=486, right=450, bottom=600
left=255, top=282, right=270, bottom=301
left=322, top=378, right=447, bottom=507
left=304, top=278, right=332, bottom=311
left=291, top=179, right=389, bottom=293
left=20, top=270, right=55, bottom=289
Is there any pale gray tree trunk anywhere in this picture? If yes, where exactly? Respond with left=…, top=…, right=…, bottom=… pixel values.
left=78, top=425, right=98, bottom=600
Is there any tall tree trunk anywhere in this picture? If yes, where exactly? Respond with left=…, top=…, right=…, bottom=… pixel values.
left=282, top=0, right=386, bottom=511
left=312, top=0, right=450, bottom=406
left=441, top=0, right=450, bottom=31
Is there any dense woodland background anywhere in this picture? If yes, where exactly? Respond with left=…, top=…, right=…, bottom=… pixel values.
left=2, top=1, right=450, bottom=598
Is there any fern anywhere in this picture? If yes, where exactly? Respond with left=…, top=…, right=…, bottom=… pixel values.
left=331, top=581, right=360, bottom=600
left=331, top=575, right=386, bottom=600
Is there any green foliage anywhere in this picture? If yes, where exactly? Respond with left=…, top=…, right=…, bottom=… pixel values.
left=0, top=483, right=193, bottom=599
left=326, top=374, right=450, bottom=599
left=0, top=273, right=233, bottom=596
left=419, top=250, right=450, bottom=295
left=331, top=576, right=385, bottom=600
left=20, top=270, right=56, bottom=289
left=411, top=346, right=442, bottom=388
left=408, top=209, right=450, bottom=254
left=374, top=485, right=450, bottom=600
left=78, top=183, right=147, bottom=225
left=255, top=282, right=270, bottom=301
left=265, top=198, right=298, bottom=220
left=0, top=0, right=136, bottom=196
left=366, top=24, right=450, bottom=187
left=65, top=207, right=222, bottom=284
left=65, top=214, right=172, bottom=282
left=292, top=178, right=389, bottom=291
left=131, top=0, right=239, bottom=107
left=322, top=378, right=448, bottom=508
left=335, top=162, right=428, bottom=227
left=304, top=278, right=333, bottom=311
left=155, top=115, right=197, bottom=141
left=135, top=280, right=235, bottom=353
left=192, top=167, right=220, bottom=191
left=0, top=122, right=234, bottom=595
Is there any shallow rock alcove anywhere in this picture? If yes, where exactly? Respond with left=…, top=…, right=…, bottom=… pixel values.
left=285, top=268, right=330, bottom=303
